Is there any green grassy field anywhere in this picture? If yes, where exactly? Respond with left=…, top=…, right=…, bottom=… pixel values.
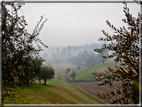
left=4, top=78, right=99, bottom=104
left=64, top=61, right=117, bottom=81
left=76, top=61, right=117, bottom=80
left=4, top=61, right=117, bottom=104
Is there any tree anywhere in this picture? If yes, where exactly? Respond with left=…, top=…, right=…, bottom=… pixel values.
left=2, top=2, right=48, bottom=102
left=67, top=68, right=70, bottom=74
left=93, top=1, right=140, bottom=104
left=70, top=70, right=76, bottom=81
left=32, top=56, right=44, bottom=84
left=41, top=65, right=55, bottom=85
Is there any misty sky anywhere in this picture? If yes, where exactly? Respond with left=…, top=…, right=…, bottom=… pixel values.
left=19, top=1, right=140, bottom=47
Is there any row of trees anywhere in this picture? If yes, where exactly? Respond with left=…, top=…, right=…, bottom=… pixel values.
left=69, top=49, right=109, bottom=67
left=93, top=1, right=140, bottom=104
left=42, top=43, right=106, bottom=65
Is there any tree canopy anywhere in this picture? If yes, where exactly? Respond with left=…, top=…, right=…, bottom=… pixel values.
left=40, top=65, right=55, bottom=85
left=2, top=2, right=48, bottom=102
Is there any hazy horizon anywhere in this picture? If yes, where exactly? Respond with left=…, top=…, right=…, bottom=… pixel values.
left=18, top=1, right=140, bottom=47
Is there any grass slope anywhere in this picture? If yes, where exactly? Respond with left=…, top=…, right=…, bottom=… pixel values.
left=62, top=61, right=117, bottom=81
left=4, top=78, right=99, bottom=104
left=4, top=61, right=118, bottom=104
left=75, top=61, right=116, bottom=80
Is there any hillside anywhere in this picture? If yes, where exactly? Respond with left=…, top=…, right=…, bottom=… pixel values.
left=4, top=61, right=121, bottom=104
left=57, top=61, right=117, bottom=81
left=4, top=78, right=100, bottom=104
left=75, top=61, right=117, bottom=80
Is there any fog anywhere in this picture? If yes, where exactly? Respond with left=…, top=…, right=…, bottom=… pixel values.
left=21, top=2, right=140, bottom=47
left=19, top=1, right=140, bottom=66
left=41, top=43, right=114, bottom=68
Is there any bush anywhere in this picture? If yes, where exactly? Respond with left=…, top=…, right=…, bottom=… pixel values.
left=70, top=70, right=76, bottom=81
left=67, top=68, right=70, bottom=74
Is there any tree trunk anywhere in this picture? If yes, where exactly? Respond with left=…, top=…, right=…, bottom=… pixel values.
left=44, top=79, right=46, bottom=85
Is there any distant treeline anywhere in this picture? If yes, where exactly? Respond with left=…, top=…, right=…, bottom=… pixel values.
left=41, top=43, right=114, bottom=67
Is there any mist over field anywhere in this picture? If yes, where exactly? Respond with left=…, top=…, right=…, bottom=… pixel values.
left=40, top=43, right=114, bottom=67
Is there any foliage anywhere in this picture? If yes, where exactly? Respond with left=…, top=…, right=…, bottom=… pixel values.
left=67, top=68, right=70, bottom=74
left=97, top=45, right=108, bottom=64
left=40, top=65, right=55, bottom=85
left=2, top=2, right=48, bottom=102
left=32, top=56, right=44, bottom=84
left=70, top=70, right=76, bottom=81
left=70, top=50, right=99, bottom=67
left=43, top=43, right=104, bottom=65
left=93, top=1, right=140, bottom=104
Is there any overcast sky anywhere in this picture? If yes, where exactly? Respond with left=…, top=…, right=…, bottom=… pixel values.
left=18, top=1, right=140, bottom=48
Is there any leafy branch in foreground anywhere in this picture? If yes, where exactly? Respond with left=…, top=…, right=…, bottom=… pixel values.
left=93, top=1, right=140, bottom=104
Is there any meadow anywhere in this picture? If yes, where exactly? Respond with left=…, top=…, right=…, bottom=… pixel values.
left=4, top=78, right=99, bottom=104
left=4, top=61, right=121, bottom=104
